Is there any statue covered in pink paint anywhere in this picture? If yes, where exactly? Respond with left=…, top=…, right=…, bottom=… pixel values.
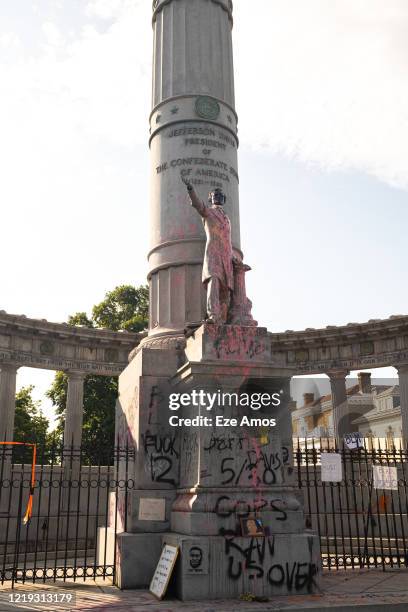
left=182, top=177, right=256, bottom=327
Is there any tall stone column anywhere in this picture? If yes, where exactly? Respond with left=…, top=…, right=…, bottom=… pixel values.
left=0, top=364, right=19, bottom=442
left=328, top=369, right=350, bottom=441
left=396, top=365, right=408, bottom=443
left=63, top=371, right=86, bottom=449
left=149, top=0, right=241, bottom=336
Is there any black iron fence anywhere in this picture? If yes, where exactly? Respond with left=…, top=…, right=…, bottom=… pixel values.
left=296, top=437, right=408, bottom=571
left=0, top=443, right=135, bottom=586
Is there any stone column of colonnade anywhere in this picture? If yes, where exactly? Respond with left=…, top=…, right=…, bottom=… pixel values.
left=0, top=363, right=19, bottom=443
left=63, top=371, right=87, bottom=451
left=0, top=364, right=19, bottom=511
left=0, top=366, right=87, bottom=449
left=61, top=371, right=87, bottom=514
left=327, top=369, right=350, bottom=441
left=396, top=365, right=408, bottom=443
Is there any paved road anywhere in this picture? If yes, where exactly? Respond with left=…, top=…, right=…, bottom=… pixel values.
left=1, top=569, right=408, bottom=611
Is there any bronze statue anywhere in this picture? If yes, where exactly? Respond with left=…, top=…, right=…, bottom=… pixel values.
left=182, top=178, right=233, bottom=324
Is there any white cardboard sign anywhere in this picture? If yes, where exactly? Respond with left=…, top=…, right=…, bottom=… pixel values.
left=373, top=465, right=398, bottom=490
left=150, top=544, right=179, bottom=600
left=320, top=452, right=343, bottom=482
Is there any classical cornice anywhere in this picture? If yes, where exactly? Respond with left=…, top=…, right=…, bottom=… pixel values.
left=270, top=314, right=408, bottom=375
left=0, top=311, right=142, bottom=346
left=0, top=311, right=146, bottom=376
left=270, top=315, right=408, bottom=347
left=2, top=309, right=408, bottom=376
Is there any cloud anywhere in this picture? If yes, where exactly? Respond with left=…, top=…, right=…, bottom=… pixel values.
left=85, top=0, right=140, bottom=21
left=0, top=31, right=22, bottom=49
left=42, top=21, right=64, bottom=46
left=0, top=1, right=151, bottom=322
left=0, top=2, right=151, bottom=178
left=0, top=0, right=407, bottom=222
left=234, top=0, right=408, bottom=189
left=79, top=0, right=408, bottom=191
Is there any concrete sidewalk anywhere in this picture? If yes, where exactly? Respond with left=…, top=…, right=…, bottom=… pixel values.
left=1, top=569, right=408, bottom=611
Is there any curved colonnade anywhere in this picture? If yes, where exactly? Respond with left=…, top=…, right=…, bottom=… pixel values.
left=1, top=310, right=407, bottom=445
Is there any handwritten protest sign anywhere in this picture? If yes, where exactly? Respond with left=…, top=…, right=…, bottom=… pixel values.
left=373, top=465, right=398, bottom=490
left=149, top=544, right=178, bottom=600
left=321, top=452, right=343, bottom=482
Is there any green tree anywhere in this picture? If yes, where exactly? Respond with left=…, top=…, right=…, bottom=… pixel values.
left=47, top=371, right=118, bottom=465
left=47, top=284, right=148, bottom=463
left=67, top=312, right=94, bottom=328
left=91, top=285, right=148, bottom=332
left=13, top=386, right=50, bottom=462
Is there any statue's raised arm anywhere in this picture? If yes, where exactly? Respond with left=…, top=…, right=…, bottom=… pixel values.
left=181, top=176, right=208, bottom=218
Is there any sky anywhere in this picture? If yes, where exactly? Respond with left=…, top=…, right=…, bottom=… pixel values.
left=1, top=0, right=407, bottom=424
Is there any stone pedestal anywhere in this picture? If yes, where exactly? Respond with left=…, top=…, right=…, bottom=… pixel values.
left=115, top=532, right=164, bottom=589
left=113, top=324, right=320, bottom=598
left=164, top=532, right=320, bottom=600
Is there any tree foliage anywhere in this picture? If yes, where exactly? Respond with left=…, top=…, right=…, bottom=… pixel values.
left=91, top=285, right=148, bottom=332
left=47, top=371, right=118, bottom=464
left=46, top=284, right=148, bottom=463
left=13, top=386, right=50, bottom=462
left=67, top=312, right=94, bottom=328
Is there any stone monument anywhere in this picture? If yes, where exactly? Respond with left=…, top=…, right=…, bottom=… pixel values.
left=113, top=0, right=320, bottom=599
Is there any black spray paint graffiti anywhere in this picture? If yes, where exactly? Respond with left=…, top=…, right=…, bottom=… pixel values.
left=267, top=562, right=318, bottom=591
left=182, top=432, right=199, bottom=456
left=142, top=432, right=179, bottom=458
left=215, top=495, right=288, bottom=522
left=149, top=456, right=174, bottom=485
left=204, top=435, right=289, bottom=456
left=226, top=536, right=274, bottom=580
left=218, top=448, right=289, bottom=486
left=225, top=537, right=318, bottom=591
left=147, top=385, right=164, bottom=425
left=180, top=432, right=199, bottom=480
left=142, top=431, right=179, bottom=486
left=205, top=434, right=258, bottom=452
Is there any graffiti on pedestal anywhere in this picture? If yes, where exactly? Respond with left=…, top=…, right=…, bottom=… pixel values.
left=142, top=430, right=179, bottom=486
left=225, top=536, right=318, bottom=591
